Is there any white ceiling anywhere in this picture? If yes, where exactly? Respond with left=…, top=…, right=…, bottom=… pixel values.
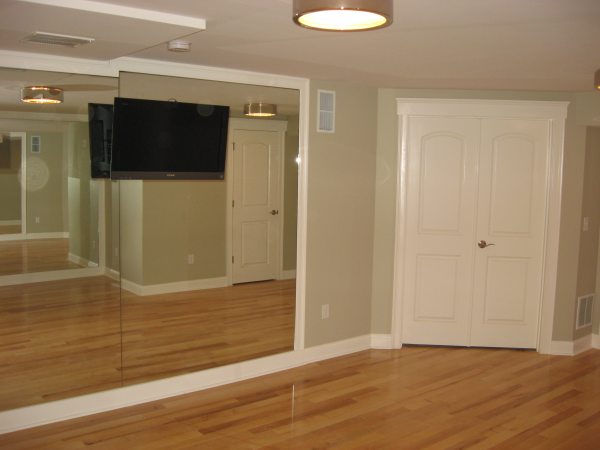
left=1, top=0, right=600, bottom=91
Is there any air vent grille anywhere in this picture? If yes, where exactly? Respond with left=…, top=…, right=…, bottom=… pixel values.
left=31, top=136, right=41, bottom=154
left=576, top=294, right=594, bottom=330
left=317, top=89, right=335, bottom=133
left=21, top=32, right=94, bottom=48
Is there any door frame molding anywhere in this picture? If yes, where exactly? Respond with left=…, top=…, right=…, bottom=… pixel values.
left=226, top=118, right=288, bottom=286
left=391, top=99, right=569, bottom=354
left=0, top=132, right=27, bottom=241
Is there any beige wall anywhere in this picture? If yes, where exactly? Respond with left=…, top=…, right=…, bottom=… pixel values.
left=141, top=180, right=227, bottom=285
left=26, top=131, right=67, bottom=234
left=577, top=126, right=600, bottom=339
left=0, top=137, right=21, bottom=222
left=372, top=88, right=600, bottom=343
left=120, top=181, right=143, bottom=285
left=104, top=180, right=120, bottom=273
left=283, top=114, right=299, bottom=271
left=304, top=80, right=378, bottom=348
left=67, top=122, right=99, bottom=264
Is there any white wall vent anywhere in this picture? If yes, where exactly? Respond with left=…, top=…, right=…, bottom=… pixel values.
left=31, top=136, right=41, bottom=153
left=317, top=89, right=335, bottom=133
left=576, top=294, right=594, bottom=330
left=21, top=32, right=94, bottom=48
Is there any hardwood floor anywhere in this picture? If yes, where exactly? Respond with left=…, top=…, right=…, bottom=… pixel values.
left=121, top=279, right=296, bottom=385
left=0, top=225, right=21, bottom=235
left=0, top=277, right=295, bottom=411
left=2, top=346, right=600, bottom=449
left=0, top=238, right=84, bottom=276
left=0, top=276, right=121, bottom=411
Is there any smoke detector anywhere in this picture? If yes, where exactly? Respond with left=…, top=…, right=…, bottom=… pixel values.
left=167, top=40, right=191, bottom=52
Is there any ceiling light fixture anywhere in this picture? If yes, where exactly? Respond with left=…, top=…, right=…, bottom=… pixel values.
left=21, top=86, right=64, bottom=104
left=293, top=0, right=393, bottom=31
left=244, top=103, right=277, bottom=117
left=167, top=40, right=191, bottom=52
left=595, top=69, right=600, bottom=90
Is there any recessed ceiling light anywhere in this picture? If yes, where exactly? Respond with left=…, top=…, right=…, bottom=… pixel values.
left=167, top=40, right=191, bottom=52
left=244, top=103, right=277, bottom=117
left=293, top=0, right=393, bottom=31
left=21, top=86, right=64, bottom=104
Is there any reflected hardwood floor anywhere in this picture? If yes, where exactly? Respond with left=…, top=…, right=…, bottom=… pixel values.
left=3, top=347, right=600, bottom=449
left=0, top=276, right=121, bottom=411
left=0, top=238, right=83, bottom=276
left=121, top=279, right=296, bottom=385
left=0, top=225, right=21, bottom=235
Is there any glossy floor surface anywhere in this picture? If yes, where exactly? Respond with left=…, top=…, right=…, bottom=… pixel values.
left=0, top=225, right=21, bottom=235
left=2, top=347, right=599, bottom=449
left=0, top=277, right=295, bottom=411
left=0, top=238, right=84, bottom=275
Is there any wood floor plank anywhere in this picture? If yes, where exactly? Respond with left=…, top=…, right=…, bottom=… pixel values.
left=2, top=348, right=600, bottom=449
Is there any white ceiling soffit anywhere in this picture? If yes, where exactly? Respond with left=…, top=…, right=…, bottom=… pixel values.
left=0, top=0, right=206, bottom=61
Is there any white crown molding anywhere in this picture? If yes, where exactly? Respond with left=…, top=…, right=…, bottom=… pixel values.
left=20, top=0, right=206, bottom=29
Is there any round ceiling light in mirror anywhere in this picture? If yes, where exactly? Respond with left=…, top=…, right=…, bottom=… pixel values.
left=293, top=0, right=393, bottom=31
left=21, top=86, right=63, bottom=104
left=244, top=103, right=277, bottom=117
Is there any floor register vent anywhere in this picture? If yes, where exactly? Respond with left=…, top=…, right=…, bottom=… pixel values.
left=576, top=294, right=594, bottom=330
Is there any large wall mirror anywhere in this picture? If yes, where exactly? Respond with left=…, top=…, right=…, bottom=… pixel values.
left=0, top=68, right=299, bottom=411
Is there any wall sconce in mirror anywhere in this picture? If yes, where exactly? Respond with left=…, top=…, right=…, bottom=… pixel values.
left=244, top=103, right=277, bottom=117
left=20, top=86, right=64, bottom=104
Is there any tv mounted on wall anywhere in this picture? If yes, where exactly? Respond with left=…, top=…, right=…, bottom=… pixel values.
left=88, top=103, right=113, bottom=179
left=110, top=97, right=230, bottom=180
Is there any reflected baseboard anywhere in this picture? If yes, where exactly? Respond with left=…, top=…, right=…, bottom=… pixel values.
left=68, top=253, right=99, bottom=268
left=0, top=220, right=21, bottom=225
left=105, top=268, right=120, bottom=281
left=121, top=276, right=228, bottom=296
left=0, top=232, right=69, bottom=242
left=0, top=266, right=105, bottom=287
left=281, top=270, right=296, bottom=280
left=0, top=334, right=375, bottom=434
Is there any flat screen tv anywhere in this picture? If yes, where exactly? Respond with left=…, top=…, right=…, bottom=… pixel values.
left=88, top=103, right=113, bottom=179
left=110, top=97, right=230, bottom=180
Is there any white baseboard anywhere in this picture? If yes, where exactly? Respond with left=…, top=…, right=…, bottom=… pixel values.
left=371, top=334, right=392, bottom=349
left=68, top=253, right=99, bottom=268
left=104, top=268, right=120, bottom=281
left=592, top=334, right=600, bottom=349
left=0, top=267, right=104, bottom=287
left=550, top=334, right=593, bottom=356
left=0, top=220, right=21, bottom=225
left=0, top=334, right=372, bottom=434
left=281, top=270, right=296, bottom=280
left=0, top=232, right=69, bottom=241
left=121, top=276, right=228, bottom=296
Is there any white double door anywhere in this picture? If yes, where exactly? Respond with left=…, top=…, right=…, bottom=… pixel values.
left=402, top=117, right=549, bottom=349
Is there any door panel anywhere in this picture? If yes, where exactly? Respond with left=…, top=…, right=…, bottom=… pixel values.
left=232, top=129, right=280, bottom=284
left=470, top=119, right=549, bottom=348
left=402, top=118, right=480, bottom=346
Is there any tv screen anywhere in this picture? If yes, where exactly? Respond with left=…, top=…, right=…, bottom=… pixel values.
left=110, top=97, right=230, bottom=180
left=88, top=103, right=113, bottom=179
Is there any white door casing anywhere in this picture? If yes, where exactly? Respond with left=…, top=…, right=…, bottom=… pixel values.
left=392, top=99, right=568, bottom=354
left=227, top=120, right=287, bottom=285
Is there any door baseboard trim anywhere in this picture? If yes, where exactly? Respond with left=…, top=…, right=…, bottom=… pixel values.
left=592, top=334, right=600, bottom=349
left=281, top=269, right=296, bottom=280
left=0, top=334, right=372, bottom=435
left=550, top=335, right=593, bottom=356
left=120, top=276, right=228, bottom=296
left=371, top=334, right=392, bottom=349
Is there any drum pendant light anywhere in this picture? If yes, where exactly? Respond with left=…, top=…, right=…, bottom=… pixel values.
left=21, top=86, right=63, bottom=104
left=244, top=103, right=277, bottom=117
left=293, top=0, right=393, bottom=31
